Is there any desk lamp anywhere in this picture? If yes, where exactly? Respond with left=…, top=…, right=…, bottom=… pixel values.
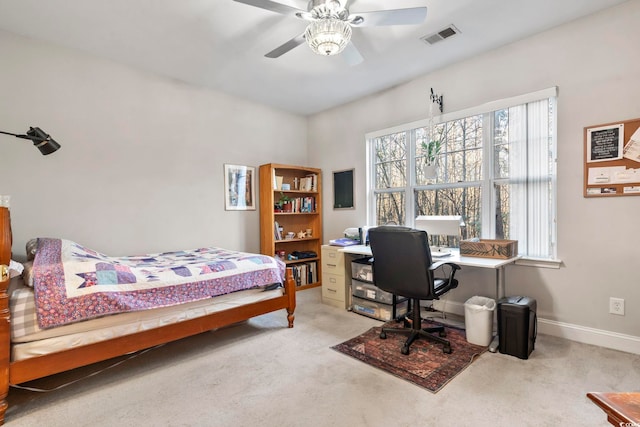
left=0, top=127, right=61, bottom=155
left=415, top=215, right=464, bottom=254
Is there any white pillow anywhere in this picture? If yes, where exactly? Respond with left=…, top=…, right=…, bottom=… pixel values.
left=9, top=260, right=24, bottom=278
left=20, top=261, right=34, bottom=287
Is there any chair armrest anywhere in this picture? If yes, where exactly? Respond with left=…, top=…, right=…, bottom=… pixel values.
left=429, top=261, right=461, bottom=272
left=430, top=262, right=461, bottom=294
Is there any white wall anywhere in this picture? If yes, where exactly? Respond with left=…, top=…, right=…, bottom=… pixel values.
left=309, top=1, right=640, bottom=349
left=0, top=30, right=307, bottom=256
left=2, top=2, right=639, bottom=352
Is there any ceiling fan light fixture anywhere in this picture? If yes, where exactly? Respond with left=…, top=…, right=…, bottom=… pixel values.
left=305, top=18, right=352, bottom=56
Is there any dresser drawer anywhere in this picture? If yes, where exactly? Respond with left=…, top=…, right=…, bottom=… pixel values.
left=321, top=245, right=345, bottom=275
left=322, top=273, right=346, bottom=303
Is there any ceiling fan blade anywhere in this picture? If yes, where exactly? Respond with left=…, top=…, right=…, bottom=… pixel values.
left=342, top=41, right=364, bottom=66
left=232, top=0, right=305, bottom=17
left=265, top=33, right=306, bottom=58
left=349, top=7, right=427, bottom=27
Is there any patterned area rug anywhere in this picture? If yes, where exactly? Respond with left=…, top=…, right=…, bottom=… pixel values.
left=332, top=319, right=487, bottom=393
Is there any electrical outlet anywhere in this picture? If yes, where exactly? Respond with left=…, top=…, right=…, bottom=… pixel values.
left=609, top=297, right=625, bottom=316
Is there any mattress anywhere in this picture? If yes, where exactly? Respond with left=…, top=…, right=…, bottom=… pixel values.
left=31, top=238, right=286, bottom=329
left=9, top=279, right=283, bottom=361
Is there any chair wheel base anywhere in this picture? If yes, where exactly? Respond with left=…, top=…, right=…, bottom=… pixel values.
left=378, top=298, right=454, bottom=356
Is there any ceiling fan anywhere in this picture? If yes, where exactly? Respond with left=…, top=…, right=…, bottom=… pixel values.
left=232, top=0, right=427, bottom=64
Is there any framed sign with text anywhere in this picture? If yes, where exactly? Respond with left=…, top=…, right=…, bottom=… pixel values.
left=584, top=118, right=640, bottom=197
left=587, top=123, right=624, bottom=162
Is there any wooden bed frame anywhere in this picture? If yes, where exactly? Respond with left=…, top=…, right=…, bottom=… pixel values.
left=0, top=207, right=296, bottom=424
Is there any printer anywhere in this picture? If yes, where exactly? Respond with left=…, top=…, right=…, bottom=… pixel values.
left=344, top=226, right=373, bottom=245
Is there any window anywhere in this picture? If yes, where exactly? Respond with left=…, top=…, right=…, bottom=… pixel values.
left=367, top=88, right=557, bottom=259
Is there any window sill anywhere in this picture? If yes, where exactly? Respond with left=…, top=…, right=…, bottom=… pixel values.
left=515, top=257, right=562, bottom=269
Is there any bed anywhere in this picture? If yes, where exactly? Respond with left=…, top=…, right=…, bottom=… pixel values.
left=0, top=207, right=296, bottom=424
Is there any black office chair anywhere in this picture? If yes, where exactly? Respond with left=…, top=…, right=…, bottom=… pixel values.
left=368, top=226, right=461, bottom=355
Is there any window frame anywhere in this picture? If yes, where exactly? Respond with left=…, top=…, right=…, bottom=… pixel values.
left=366, top=87, right=558, bottom=260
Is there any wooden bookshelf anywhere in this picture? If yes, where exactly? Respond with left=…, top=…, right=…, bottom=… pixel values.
left=259, top=163, right=322, bottom=290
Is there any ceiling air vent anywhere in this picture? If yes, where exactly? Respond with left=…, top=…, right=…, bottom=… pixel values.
left=421, top=25, right=460, bottom=45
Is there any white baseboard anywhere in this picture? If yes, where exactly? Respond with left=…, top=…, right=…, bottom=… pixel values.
left=430, top=300, right=640, bottom=355
left=537, top=319, right=640, bottom=355
left=431, top=299, right=465, bottom=316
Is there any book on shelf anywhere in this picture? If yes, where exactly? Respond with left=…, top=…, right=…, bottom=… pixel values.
left=290, top=261, right=317, bottom=287
left=274, top=221, right=282, bottom=240
left=300, top=177, right=310, bottom=191
left=308, top=261, right=317, bottom=284
left=275, top=176, right=284, bottom=190
left=300, top=174, right=317, bottom=192
left=272, top=170, right=284, bottom=190
left=284, top=196, right=316, bottom=213
left=301, top=196, right=315, bottom=212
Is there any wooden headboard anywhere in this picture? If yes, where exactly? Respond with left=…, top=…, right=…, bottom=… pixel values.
left=0, top=207, right=9, bottom=274
left=0, top=207, right=11, bottom=420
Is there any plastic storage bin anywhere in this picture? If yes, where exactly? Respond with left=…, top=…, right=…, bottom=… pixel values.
left=351, top=257, right=374, bottom=283
left=351, top=280, right=401, bottom=304
left=350, top=257, right=408, bottom=321
left=497, top=296, right=537, bottom=359
left=464, top=296, right=497, bottom=346
left=351, top=296, right=408, bottom=321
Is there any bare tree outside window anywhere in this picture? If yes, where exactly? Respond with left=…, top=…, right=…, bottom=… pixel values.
left=373, top=132, right=407, bottom=225
left=368, top=91, right=557, bottom=259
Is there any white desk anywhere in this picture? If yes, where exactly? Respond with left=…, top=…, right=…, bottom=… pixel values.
left=339, top=245, right=520, bottom=352
left=339, top=245, right=520, bottom=301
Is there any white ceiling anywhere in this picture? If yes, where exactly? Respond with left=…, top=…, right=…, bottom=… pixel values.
left=0, top=0, right=628, bottom=115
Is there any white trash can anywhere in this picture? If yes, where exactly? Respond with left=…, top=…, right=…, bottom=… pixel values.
left=464, top=296, right=496, bottom=346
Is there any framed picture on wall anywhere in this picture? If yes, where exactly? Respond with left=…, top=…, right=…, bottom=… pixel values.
left=224, top=164, right=256, bottom=210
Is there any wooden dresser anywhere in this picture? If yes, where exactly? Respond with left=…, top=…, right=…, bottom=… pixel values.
left=587, top=392, right=640, bottom=426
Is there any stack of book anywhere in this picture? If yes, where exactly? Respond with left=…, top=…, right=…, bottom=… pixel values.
left=300, top=174, right=318, bottom=192
left=290, top=261, right=318, bottom=286
left=289, top=196, right=315, bottom=213
left=329, top=237, right=360, bottom=247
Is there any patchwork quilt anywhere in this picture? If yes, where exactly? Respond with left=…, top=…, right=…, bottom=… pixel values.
left=32, top=238, right=285, bottom=329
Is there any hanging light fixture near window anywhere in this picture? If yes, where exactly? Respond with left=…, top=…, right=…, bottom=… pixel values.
left=423, top=88, right=444, bottom=180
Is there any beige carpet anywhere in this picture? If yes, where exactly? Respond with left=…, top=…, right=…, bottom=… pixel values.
left=6, top=288, right=640, bottom=426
